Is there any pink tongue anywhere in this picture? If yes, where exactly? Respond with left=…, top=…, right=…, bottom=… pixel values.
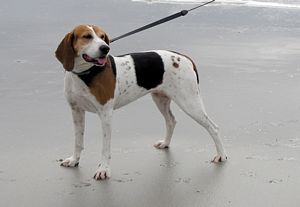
left=97, top=57, right=107, bottom=65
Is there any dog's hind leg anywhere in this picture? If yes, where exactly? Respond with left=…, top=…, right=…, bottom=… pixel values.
left=173, top=93, right=227, bottom=163
left=151, top=92, right=176, bottom=149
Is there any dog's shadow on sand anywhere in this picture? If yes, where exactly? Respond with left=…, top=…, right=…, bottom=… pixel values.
left=140, top=149, right=228, bottom=204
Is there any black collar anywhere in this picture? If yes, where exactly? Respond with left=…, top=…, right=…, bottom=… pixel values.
left=72, top=64, right=106, bottom=86
left=72, top=55, right=116, bottom=86
left=72, top=65, right=106, bottom=86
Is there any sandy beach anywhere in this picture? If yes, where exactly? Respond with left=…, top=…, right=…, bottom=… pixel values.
left=0, top=0, right=300, bottom=206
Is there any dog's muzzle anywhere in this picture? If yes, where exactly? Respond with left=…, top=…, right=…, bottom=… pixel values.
left=82, top=45, right=110, bottom=66
left=82, top=54, right=108, bottom=66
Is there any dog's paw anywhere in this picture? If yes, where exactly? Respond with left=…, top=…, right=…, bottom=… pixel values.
left=154, top=140, right=169, bottom=149
left=60, top=156, right=79, bottom=167
left=211, top=155, right=227, bottom=163
left=94, top=164, right=111, bottom=180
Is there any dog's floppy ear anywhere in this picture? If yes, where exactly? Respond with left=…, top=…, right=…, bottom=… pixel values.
left=104, top=33, right=110, bottom=45
left=55, top=32, right=76, bottom=71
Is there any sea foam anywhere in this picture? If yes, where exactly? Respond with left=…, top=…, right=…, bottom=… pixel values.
left=132, top=0, right=300, bottom=9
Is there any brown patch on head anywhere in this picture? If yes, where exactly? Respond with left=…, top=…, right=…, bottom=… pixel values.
left=72, top=25, right=110, bottom=51
left=88, top=59, right=116, bottom=105
left=71, top=25, right=93, bottom=53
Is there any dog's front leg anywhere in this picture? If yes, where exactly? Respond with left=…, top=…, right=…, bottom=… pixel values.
left=94, top=107, right=113, bottom=180
left=61, top=108, right=85, bottom=167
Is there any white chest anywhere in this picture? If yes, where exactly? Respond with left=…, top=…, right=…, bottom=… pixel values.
left=64, top=73, right=100, bottom=113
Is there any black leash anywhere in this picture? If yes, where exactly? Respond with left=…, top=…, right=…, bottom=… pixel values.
left=110, top=0, right=215, bottom=43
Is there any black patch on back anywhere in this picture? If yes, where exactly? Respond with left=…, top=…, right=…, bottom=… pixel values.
left=129, top=52, right=165, bottom=90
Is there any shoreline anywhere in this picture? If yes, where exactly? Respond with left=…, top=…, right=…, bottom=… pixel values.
left=131, top=0, right=300, bottom=9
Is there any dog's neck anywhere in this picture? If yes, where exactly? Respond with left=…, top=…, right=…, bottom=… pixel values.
left=72, top=64, right=107, bottom=86
left=71, top=56, right=115, bottom=86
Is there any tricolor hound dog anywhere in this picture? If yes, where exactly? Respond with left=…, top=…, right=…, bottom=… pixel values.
left=55, top=24, right=227, bottom=180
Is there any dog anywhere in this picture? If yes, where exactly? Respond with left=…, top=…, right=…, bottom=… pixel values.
left=55, top=24, right=227, bottom=180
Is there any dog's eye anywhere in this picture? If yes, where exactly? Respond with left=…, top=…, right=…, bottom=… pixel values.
left=83, top=34, right=92, bottom=39
left=100, top=34, right=105, bottom=39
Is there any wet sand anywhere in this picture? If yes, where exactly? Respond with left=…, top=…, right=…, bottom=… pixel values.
left=0, top=0, right=300, bottom=206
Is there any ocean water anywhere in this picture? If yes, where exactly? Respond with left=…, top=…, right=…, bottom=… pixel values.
left=132, top=0, right=300, bottom=9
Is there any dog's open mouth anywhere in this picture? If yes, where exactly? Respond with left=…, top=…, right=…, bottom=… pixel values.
left=82, top=54, right=107, bottom=66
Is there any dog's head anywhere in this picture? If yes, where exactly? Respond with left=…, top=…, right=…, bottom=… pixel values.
left=55, top=25, right=110, bottom=71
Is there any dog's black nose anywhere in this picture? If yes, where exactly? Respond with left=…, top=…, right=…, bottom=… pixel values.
left=99, top=45, right=110, bottom=54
